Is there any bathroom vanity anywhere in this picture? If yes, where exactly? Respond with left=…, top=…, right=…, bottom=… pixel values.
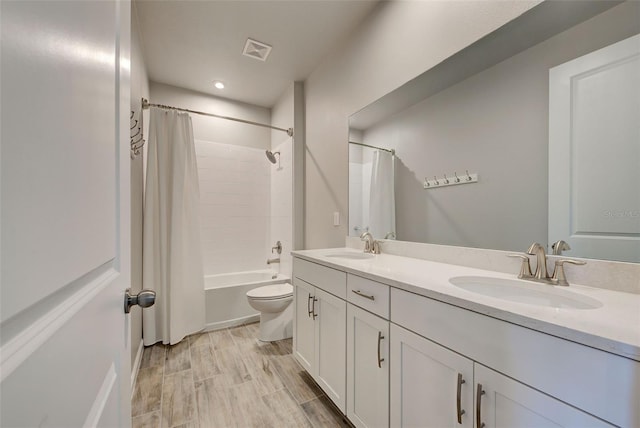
left=292, top=249, right=639, bottom=428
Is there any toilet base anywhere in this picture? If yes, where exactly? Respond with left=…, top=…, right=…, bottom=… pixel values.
left=258, top=301, right=293, bottom=342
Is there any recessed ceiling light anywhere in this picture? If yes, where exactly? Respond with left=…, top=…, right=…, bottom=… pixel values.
left=214, top=81, right=225, bottom=89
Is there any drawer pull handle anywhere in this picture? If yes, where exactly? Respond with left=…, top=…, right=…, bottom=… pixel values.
left=476, top=383, right=485, bottom=428
left=377, top=331, right=385, bottom=368
left=312, top=297, right=318, bottom=320
left=352, top=290, right=375, bottom=301
left=307, top=293, right=313, bottom=317
left=456, top=373, right=465, bottom=424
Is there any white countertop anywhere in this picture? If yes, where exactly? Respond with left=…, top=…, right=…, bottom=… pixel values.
left=292, top=248, right=640, bottom=361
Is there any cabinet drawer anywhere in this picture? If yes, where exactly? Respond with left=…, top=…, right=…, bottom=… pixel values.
left=347, top=274, right=390, bottom=319
left=294, top=257, right=346, bottom=299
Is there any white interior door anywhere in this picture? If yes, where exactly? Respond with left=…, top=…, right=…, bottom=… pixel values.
left=1, top=1, right=132, bottom=426
left=549, top=34, right=640, bottom=263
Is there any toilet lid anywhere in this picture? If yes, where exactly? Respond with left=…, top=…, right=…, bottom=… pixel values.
left=246, top=282, right=293, bottom=300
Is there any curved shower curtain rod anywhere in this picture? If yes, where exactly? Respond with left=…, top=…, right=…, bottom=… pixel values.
left=141, top=98, right=294, bottom=137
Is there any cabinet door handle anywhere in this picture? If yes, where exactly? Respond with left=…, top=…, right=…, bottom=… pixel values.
left=456, top=373, right=466, bottom=424
left=352, top=289, right=375, bottom=301
left=312, top=297, right=318, bottom=320
left=476, top=383, right=485, bottom=428
left=307, top=293, right=313, bottom=317
left=377, top=331, right=385, bottom=368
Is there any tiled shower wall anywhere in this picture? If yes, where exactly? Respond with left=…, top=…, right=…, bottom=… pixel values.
left=270, top=138, right=293, bottom=277
left=195, top=140, right=270, bottom=275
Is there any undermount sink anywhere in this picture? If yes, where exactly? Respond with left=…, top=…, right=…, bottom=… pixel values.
left=449, top=276, right=603, bottom=310
left=325, top=252, right=375, bottom=260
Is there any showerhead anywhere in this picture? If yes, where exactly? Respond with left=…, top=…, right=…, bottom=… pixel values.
left=265, top=150, right=280, bottom=164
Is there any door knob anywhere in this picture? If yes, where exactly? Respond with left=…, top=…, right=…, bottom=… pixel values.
left=124, top=288, right=156, bottom=313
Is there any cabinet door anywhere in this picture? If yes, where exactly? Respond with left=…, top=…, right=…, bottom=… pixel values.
left=347, top=304, right=389, bottom=428
left=390, top=324, right=473, bottom=428
left=475, top=364, right=614, bottom=428
left=293, top=278, right=315, bottom=373
left=315, top=287, right=347, bottom=412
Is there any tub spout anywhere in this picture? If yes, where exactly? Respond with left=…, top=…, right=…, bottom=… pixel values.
left=267, top=257, right=280, bottom=265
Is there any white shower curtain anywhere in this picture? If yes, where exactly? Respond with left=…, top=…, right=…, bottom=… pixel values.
left=368, top=150, right=396, bottom=239
left=142, top=108, right=205, bottom=346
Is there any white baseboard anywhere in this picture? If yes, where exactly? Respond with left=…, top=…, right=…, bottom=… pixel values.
left=131, top=339, right=144, bottom=390
left=203, top=314, right=260, bottom=332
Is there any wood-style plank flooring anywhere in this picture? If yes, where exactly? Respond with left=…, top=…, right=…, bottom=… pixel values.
left=132, top=323, right=350, bottom=428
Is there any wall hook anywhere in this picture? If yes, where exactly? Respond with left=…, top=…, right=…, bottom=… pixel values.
left=443, top=173, right=449, bottom=184
left=465, top=170, right=472, bottom=181
left=434, top=175, right=439, bottom=185
left=454, top=172, right=460, bottom=183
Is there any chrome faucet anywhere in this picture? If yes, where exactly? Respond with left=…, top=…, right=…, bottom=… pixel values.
left=360, top=231, right=380, bottom=254
left=509, top=242, right=586, bottom=286
left=266, top=257, right=280, bottom=265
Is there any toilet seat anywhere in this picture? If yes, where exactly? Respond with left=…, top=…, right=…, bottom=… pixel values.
left=246, top=282, right=293, bottom=300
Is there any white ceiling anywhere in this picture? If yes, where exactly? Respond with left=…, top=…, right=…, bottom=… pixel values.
left=134, top=0, right=379, bottom=108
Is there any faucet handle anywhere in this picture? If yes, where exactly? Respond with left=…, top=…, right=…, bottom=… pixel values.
left=551, top=240, right=571, bottom=255
left=508, top=254, right=532, bottom=278
left=551, top=259, right=586, bottom=286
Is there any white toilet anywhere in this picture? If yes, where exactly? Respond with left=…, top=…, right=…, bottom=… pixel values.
left=246, top=282, right=293, bottom=342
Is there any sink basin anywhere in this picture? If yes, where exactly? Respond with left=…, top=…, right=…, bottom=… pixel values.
left=449, top=276, right=602, bottom=310
left=325, top=252, right=375, bottom=260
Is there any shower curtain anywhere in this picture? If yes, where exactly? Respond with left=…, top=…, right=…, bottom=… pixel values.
left=368, top=150, right=396, bottom=239
left=142, top=107, right=205, bottom=346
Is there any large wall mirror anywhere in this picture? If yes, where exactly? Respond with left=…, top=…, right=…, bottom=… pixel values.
left=349, top=1, right=640, bottom=263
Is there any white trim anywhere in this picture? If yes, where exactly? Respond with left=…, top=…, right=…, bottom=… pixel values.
left=84, top=363, right=117, bottom=428
left=0, top=269, right=118, bottom=382
left=131, top=339, right=144, bottom=390
left=203, top=314, right=260, bottom=332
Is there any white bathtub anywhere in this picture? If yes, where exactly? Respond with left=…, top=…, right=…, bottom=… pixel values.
left=204, top=270, right=290, bottom=331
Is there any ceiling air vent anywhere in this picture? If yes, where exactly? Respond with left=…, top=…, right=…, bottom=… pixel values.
left=242, top=38, right=272, bottom=62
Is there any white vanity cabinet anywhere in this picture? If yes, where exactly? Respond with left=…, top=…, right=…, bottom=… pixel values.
left=391, top=288, right=632, bottom=428
left=390, top=324, right=474, bottom=428
left=293, top=277, right=315, bottom=373
left=346, top=274, right=390, bottom=428
left=475, top=364, right=613, bottom=428
left=293, top=253, right=638, bottom=428
left=293, top=258, right=347, bottom=412
left=390, top=324, right=612, bottom=428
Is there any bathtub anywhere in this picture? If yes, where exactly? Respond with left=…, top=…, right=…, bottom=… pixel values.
left=204, top=270, right=290, bottom=331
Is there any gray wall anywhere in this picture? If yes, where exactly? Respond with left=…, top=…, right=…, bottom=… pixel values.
left=361, top=2, right=640, bottom=252
left=130, top=2, right=149, bottom=370
left=149, top=82, right=270, bottom=149
left=303, top=1, right=542, bottom=249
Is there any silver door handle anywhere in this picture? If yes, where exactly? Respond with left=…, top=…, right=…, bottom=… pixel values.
left=456, top=373, right=466, bottom=424
left=312, top=297, right=318, bottom=320
left=352, top=290, right=375, bottom=301
left=476, top=383, right=485, bottom=428
left=124, top=288, right=156, bottom=313
left=377, top=331, right=385, bottom=368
